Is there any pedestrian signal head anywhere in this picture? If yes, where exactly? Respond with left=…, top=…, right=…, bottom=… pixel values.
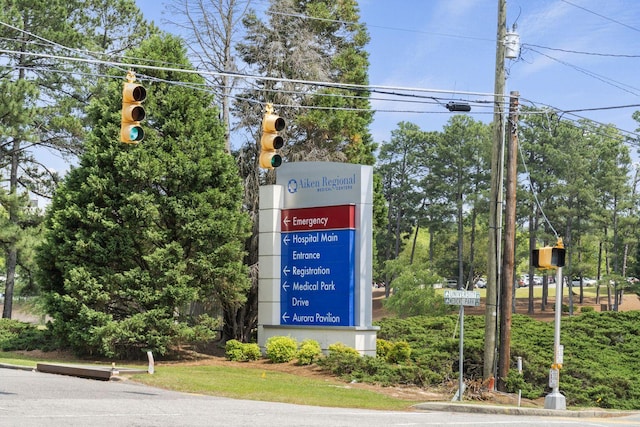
left=532, top=245, right=566, bottom=269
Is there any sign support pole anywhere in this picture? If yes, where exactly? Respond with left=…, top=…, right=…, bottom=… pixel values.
left=444, top=289, right=479, bottom=401
left=458, top=304, right=465, bottom=401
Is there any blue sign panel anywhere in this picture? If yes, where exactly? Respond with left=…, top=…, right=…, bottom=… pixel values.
left=281, top=229, right=355, bottom=326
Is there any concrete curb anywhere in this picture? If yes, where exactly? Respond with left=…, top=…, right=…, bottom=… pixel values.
left=0, top=362, right=37, bottom=372
left=1, top=362, right=147, bottom=379
left=412, top=402, right=637, bottom=418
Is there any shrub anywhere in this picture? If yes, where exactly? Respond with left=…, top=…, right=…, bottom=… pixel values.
left=243, top=343, right=262, bottom=361
left=225, top=339, right=245, bottom=361
left=317, top=346, right=362, bottom=377
left=265, top=336, right=297, bottom=363
left=0, top=319, right=54, bottom=351
left=327, top=342, right=360, bottom=357
left=386, top=341, right=411, bottom=364
left=376, top=338, right=393, bottom=359
left=581, top=306, right=595, bottom=313
left=225, top=339, right=261, bottom=361
left=503, top=369, right=541, bottom=399
left=296, top=339, right=322, bottom=365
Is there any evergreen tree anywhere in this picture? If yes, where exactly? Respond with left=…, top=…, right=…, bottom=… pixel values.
left=376, top=122, right=427, bottom=270
left=37, top=34, right=250, bottom=358
left=431, top=115, right=490, bottom=288
left=228, top=0, right=376, bottom=340
left=0, top=0, right=153, bottom=317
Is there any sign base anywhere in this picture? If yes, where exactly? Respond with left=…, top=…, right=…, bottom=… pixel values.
left=544, top=392, right=566, bottom=410
left=259, top=324, right=379, bottom=357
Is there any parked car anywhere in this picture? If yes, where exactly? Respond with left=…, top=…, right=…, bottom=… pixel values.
left=475, top=277, right=487, bottom=288
left=571, top=277, right=597, bottom=286
left=446, top=279, right=458, bottom=288
left=517, top=275, right=528, bottom=287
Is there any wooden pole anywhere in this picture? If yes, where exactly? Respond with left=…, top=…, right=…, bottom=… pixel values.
left=498, top=91, right=519, bottom=390
left=484, top=0, right=507, bottom=382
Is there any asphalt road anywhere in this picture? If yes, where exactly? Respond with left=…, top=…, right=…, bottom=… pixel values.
left=2, top=366, right=639, bottom=427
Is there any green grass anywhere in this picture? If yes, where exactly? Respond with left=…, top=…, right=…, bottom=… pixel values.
left=131, top=364, right=416, bottom=410
left=0, top=351, right=417, bottom=411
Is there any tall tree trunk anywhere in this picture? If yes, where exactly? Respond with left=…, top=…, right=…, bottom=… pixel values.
left=3, top=136, right=20, bottom=319
left=409, top=221, right=420, bottom=265
left=456, top=186, right=464, bottom=289
left=467, top=207, right=477, bottom=289
left=429, top=226, right=435, bottom=265
left=2, top=54, right=25, bottom=319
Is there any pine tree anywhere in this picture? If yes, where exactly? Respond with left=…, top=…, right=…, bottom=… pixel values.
left=0, top=0, right=153, bottom=318
left=37, top=34, right=250, bottom=358
left=229, top=0, right=377, bottom=340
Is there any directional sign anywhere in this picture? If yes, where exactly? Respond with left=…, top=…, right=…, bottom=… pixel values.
left=281, top=204, right=355, bottom=232
left=444, top=290, right=481, bottom=306
left=281, top=205, right=356, bottom=326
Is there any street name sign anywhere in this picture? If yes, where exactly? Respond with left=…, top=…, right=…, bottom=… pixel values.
left=444, top=290, right=481, bottom=306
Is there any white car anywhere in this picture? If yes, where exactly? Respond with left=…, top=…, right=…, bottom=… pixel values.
left=571, top=277, right=597, bottom=286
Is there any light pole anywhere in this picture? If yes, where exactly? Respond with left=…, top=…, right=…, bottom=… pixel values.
left=544, top=265, right=567, bottom=410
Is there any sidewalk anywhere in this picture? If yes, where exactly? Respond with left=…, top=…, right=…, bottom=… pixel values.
left=413, top=401, right=637, bottom=418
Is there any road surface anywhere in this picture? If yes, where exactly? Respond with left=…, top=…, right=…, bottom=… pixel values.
left=1, top=366, right=639, bottom=427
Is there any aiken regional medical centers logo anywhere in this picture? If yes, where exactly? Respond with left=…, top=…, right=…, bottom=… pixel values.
left=287, top=173, right=357, bottom=194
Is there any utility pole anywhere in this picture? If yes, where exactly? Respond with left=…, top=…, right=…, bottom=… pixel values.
left=498, top=91, right=519, bottom=391
left=484, top=0, right=507, bottom=383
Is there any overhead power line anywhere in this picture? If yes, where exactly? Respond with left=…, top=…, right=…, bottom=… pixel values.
left=523, top=43, right=640, bottom=58
left=0, top=47, right=507, bottom=99
left=2, top=16, right=639, bottom=140
left=3, top=46, right=639, bottom=138
left=560, top=0, right=640, bottom=33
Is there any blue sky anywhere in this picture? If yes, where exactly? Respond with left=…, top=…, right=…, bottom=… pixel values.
left=139, top=0, right=640, bottom=150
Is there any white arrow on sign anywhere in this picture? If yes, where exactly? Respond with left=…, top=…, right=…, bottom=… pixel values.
left=282, top=234, right=291, bottom=245
left=282, top=312, right=290, bottom=323
left=282, top=281, right=290, bottom=292
left=282, top=266, right=290, bottom=276
left=283, top=216, right=291, bottom=227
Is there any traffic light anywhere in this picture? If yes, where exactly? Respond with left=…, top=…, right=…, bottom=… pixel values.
left=260, top=104, right=285, bottom=169
left=532, top=239, right=566, bottom=269
left=120, top=71, right=146, bottom=144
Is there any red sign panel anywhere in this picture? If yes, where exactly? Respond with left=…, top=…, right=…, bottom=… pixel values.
left=281, top=204, right=355, bottom=232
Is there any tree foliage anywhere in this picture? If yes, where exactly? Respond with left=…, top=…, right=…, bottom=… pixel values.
left=382, top=260, right=453, bottom=318
left=0, top=0, right=153, bottom=318
left=227, top=0, right=377, bottom=341
left=36, top=34, right=250, bottom=358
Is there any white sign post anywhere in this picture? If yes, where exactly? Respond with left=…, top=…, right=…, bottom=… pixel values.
left=445, top=289, right=480, bottom=401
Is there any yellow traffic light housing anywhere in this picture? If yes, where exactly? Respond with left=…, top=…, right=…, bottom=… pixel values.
left=532, top=238, right=566, bottom=269
left=259, top=104, right=285, bottom=169
left=120, top=71, right=146, bottom=144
